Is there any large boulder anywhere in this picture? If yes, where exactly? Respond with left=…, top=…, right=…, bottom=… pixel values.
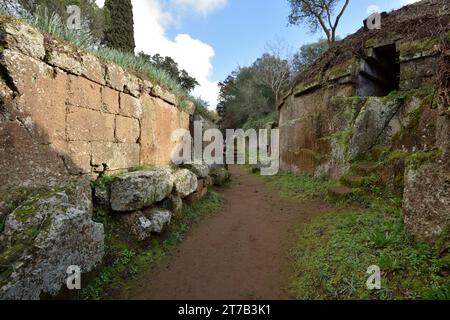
left=182, top=163, right=210, bottom=178
left=110, top=168, right=174, bottom=212
left=349, top=97, right=401, bottom=160
left=173, top=169, right=198, bottom=198
left=403, top=159, right=450, bottom=242
left=0, top=182, right=104, bottom=300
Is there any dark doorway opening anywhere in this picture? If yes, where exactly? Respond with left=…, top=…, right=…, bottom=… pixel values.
left=357, top=43, right=400, bottom=97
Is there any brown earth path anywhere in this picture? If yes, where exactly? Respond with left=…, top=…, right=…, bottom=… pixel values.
left=116, top=165, right=331, bottom=300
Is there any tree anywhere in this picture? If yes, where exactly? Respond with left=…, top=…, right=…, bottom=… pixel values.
left=138, top=52, right=199, bottom=92
left=292, top=39, right=329, bottom=73
left=104, top=0, right=135, bottom=52
left=287, top=0, right=350, bottom=45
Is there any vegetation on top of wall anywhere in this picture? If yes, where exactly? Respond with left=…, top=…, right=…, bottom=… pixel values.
left=0, top=8, right=198, bottom=113
left=79, top=191, right=223, bottom=300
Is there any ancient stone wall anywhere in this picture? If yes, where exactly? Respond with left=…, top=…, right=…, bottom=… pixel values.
left=0, top=19, right=191, bottom=194
left=278, top=2, right=450, bottom=242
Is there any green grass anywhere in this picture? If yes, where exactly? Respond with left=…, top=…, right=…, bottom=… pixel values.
left=261, top=171, right=339, bottom=200
left=290, top=201, right=449, bottom=300
left=79, top=191, right=223, bottom=300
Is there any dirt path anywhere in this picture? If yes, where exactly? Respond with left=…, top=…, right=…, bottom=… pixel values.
left=117, top=166, right=331, bottom=300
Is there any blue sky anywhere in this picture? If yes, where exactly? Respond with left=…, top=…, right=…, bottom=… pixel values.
left=97, top=0, right=418, bottom=108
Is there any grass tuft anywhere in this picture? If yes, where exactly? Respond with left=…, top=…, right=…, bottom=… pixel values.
left=289, top=201, right=448, bottom=300
left=261, top=171, right=338, bottom=200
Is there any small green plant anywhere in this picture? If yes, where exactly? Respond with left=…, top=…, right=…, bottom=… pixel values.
left=79, top=191, right=223, bottom=300
left=262, top=171, right=338, bottom=200
left=290, top=201, right=445, bottom=300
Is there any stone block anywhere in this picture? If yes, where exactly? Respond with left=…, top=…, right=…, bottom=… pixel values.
left=105, top=62, right=125, bottom=91
left=0, top=50, right=67, bottom=143
left=91, top=142, right=140, bottom=171
left=81, top=52, right=106, bottom=85
left=116, top=116, right=140, bottom=143
left=120, top=93, right=143, bottom=119
left=65, top=141, right=91, bottom=174
left=0, top=20, right=45, bottom=60
left=45, top=37, right=82, bottom=75
left=67, top=107, right=115, bottom=142
left=101, top=87, right=120, bottom=114
left=67, top=75, right=102, bottom=110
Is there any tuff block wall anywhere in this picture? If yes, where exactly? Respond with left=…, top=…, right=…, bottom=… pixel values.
left=0, top=19, right=191, bottom=193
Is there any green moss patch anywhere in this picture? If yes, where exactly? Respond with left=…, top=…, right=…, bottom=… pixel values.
left=400, top=38, right=439, bottom=60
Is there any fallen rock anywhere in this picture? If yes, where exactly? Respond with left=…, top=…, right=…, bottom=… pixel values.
left=182, top=163, right=210, bottom=178
left=93, top=183, right=110, bottom=206
left=403, top=160, right=450, bottom=242
left=162, top=194, right=183, bottom=215
left=110, top=168, right=174, bottom=212
left=144, top=208, right=172, bottom=234
left=120, top=211, right=153, bottom=241
left=173, top=169, right=198, bottom=198
left=0, top=182, right=104, bottom=300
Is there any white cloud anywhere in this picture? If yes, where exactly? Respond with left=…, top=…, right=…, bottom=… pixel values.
left=400, top=0, right=421, bottom=5
left=172, top=0, right=227, bottom=15
left=96, top=0, right=223, bottom=109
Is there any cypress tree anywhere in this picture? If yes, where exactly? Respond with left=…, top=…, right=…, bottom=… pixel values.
left=104, top=0, right=135, bottom=53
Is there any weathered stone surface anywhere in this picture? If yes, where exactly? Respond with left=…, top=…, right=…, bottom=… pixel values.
left=65, top=141, right=91, bottom=174
left=152, top=85, right=176, bottom=105
left=349, top=98, right=401, bottom=160
left=144, top=208, right=172, bottom=234
left=183, top=164, right=210, bottom=178
left=403, top=160, right=450, bottom=242
left=67, top=75, right=102, bottom=110
left=120, top=211, right=153, bottom=241
left=210, top=168, right=231, bottom=186
left=1, top=50, right=67, bottom=143
left=91, top=142, right=140, bottom=171
left=115, top=116, right=140, bottom=143
left=124, top=72, right=141, bottom=98
left=140, top=96, right=190, bottom=166
left=184, top=100, right=196, bottom=115
left=0, top=183, right=104, bottom=300
left=162, top=194, right=183, bottom=215
left=101, top=87, right=120, bottom=114
left=110, top=168, right=174, bottom=211
left=173, top=169, right=198, bottom=198
left=67, top=106, right=115, bottom=142
left=120, top=93, right=142, bottom=119
left=94, top=183, right=110, bottom=206
left=80, top=52, right=105, bottom=85
left=105, top=63, right=125, bottom=91
left=0, top=20, right=45, bottom=60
